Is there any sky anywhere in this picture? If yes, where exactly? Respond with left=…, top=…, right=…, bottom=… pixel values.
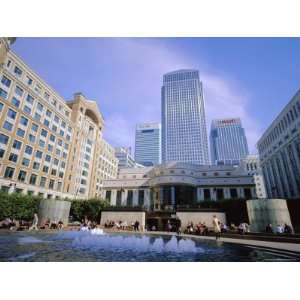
left=11, top=38, right=300, bottom=155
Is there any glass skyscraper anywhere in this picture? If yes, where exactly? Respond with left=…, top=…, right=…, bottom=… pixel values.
left=134, top=122, right=161, bottom=166
left=161, top=69, right=209, bottom=165
left=210, top=118, right=249, bottom=165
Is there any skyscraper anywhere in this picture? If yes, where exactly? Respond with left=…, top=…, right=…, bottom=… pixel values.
left=210, top=118, right=249, bottom=165
left=161, top=69, right=209, bottom=165
left=135, top=122, right=161, bottom=166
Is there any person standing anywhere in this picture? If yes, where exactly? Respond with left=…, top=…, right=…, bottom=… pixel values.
left=212, top=215, right=221, bottom=240
left=29, top=213, right=39, bottom=231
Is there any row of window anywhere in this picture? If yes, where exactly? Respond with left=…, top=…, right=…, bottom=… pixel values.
left=3, top=166, right=63, bottom=190
left=4, top=59, right=71, bottom=119
left=259, top=100, right=300, bottom=153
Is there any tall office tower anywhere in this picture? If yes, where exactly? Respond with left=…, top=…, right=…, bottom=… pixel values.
left=210, top=118, right=249, bottom=165
left=135, top=122, right=161, bottom=166
left=161, top=69, right=209, bottom=165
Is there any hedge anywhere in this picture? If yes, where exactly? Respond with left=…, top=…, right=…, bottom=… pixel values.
left=0, top=191, right=41, bottom=221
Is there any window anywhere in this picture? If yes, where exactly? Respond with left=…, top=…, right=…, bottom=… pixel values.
left=52, top=124, right=57, bottom=132
left=22, top=158, right=30, bottom=167
left=59, top=172, right=64, bottom=178
left=44, top=92, right=50, bottom=100
left=12, top=97, right=20, bottom=108
left=6, top=60, right=11, bottom=68
left=41, top=129, right=48, bottom=137
left=56, top=149, right=61, bottom=156
left=25, top=145, right=33, bottom=155
left=3, top=121, right=13, bottom=131
left=46, top=110, right=52, bottom=117
left=37, top=102, right=43, bottom=111
left=58, top=139, right=63, bottom=146
left=33, top=162, right=40, bottom=170
left=29, top=174, right=37, bottom=185
left=34, top=112, right=41, bottom=121
left=23, top=105, right=32, bottom=115
left=28, top=134, right=35, bottom=143
left=45, top=155, right=51, bottom=162
left=49, top=134, right=55, bottom=142
left=27, top=76, right=33, bottom=86
left=20, top=116, right=28, bottom=126
left=43, top=119, right=50, bottom=127
left=4, top=167, right=15, bottom=178
left=31, top=123, right=38, bottom=132
left=51, top=169, right=57, bottom=176
left=12, top=140, right=22, bottom=150
left=14, top=66, right=22, bottom=77
left=49, top=179, right=55, bottom=189
left=39, top=139, right=45, bottom=148
left=35, top=150, right=43, bottom=159
left=7, top=109, right=17, bottom=119
left=39, top=176, right=47, bottom=187
left=47, top=144, right=53, bottom=152
left=26, top=94, right=34, bottom=104
left=42, top=166, right=49, bottom=173
left=59, top=129, right=64, bottom=137
left=0, top=88, right=8, bottom=99
left=0, top=133, right=9, bottom=144
left=16, top=128, right=25, bottom=138
left=18, top=170, right=27, bottom=182
left=9, top=153, right=18, bottom=163
left=54, top=115, right=59, bottom=123
left=53, top=158, right=59, bottom=165
left=15, top=86, right=23, bottom=97
left=1, top=75, right=11, bottom=87
left=61, top=121, right=66, bottom=128
left=0, top=149, right=5, bottom=158
left=0, top=102, right=3, bottom=111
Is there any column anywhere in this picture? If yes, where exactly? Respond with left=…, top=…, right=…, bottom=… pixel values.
left=223, top=188, right=230, bottom=200
left=144, top=189, right=150, bottom=209
left=171, top=186, right=175, bottom=207
left=210, top=188, right=216, bottom=201
left=197, top=187, right=204, bottom=202
left=121, top=189, right=128, bottom=206
left=110, top=190, right=117, bottom=206
left=238, top=187, right=245, bottom=199
left=133, top=189, right=139, bottom=206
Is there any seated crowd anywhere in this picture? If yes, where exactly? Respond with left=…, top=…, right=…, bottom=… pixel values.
left=103, top=219, right=141, bottom=231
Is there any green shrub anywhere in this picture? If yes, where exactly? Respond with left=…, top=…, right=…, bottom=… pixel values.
left=70, top=198, right=110, bottom=222
left=0, top=192, right=41, bottom=221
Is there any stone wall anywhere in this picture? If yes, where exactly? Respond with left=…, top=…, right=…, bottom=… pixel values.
left=246, top=199, right=293, bottom=232
left=100, top=211, right=146, bottom=230
left=176, top=211, right=226, bottom=229
left=38, top=199, right=71, bottom=226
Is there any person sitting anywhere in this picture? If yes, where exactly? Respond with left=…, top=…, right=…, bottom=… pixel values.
left=221, top=223, right=228, bottom=233
left=238, top=223, right=246, bottom=234
left=50, top=220, right=57, bottom=229
left=58, top=220, right=64, bottom=230
left=265, top=223, right=273, bottom=234
left=284, top=223, right=293, bottom=234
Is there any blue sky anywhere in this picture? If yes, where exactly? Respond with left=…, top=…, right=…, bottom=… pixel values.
left=11, top=38, right=300, bottom=154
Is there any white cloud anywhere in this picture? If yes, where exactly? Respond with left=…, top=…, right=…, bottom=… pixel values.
left=102, top=38, right=262, bottom=154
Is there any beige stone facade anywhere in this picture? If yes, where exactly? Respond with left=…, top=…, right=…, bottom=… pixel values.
left=0, top=38, right=117, bottom=200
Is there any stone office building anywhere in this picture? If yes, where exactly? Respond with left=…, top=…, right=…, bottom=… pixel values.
left=257, top=90, right=300, bottom=199
left=102, top=161, right=256, bottom=210
left=0, top=38, right=118, bottom=199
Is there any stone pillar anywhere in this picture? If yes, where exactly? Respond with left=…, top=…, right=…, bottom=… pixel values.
left=121, top=189, right=128, bottom=206
left=277, top=154, right=292, bottom=198
left=171, top=186, right=175, bottom=207
left=223, top=188, right=230, bottom=200
left=247, top=198, right=293, bottom=233
left=159, top=187, right=163, bottom=209
left=196, top=187, right=204, bottom=202
left=110, top=190, right=117, bottom=206
left=210, top=188, right=216, bottom=201
left=144, top=189, right=150, bottom=208
left=133, top=189, right=139, bottom=206
left=237, top=187, right=244, bottom=199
